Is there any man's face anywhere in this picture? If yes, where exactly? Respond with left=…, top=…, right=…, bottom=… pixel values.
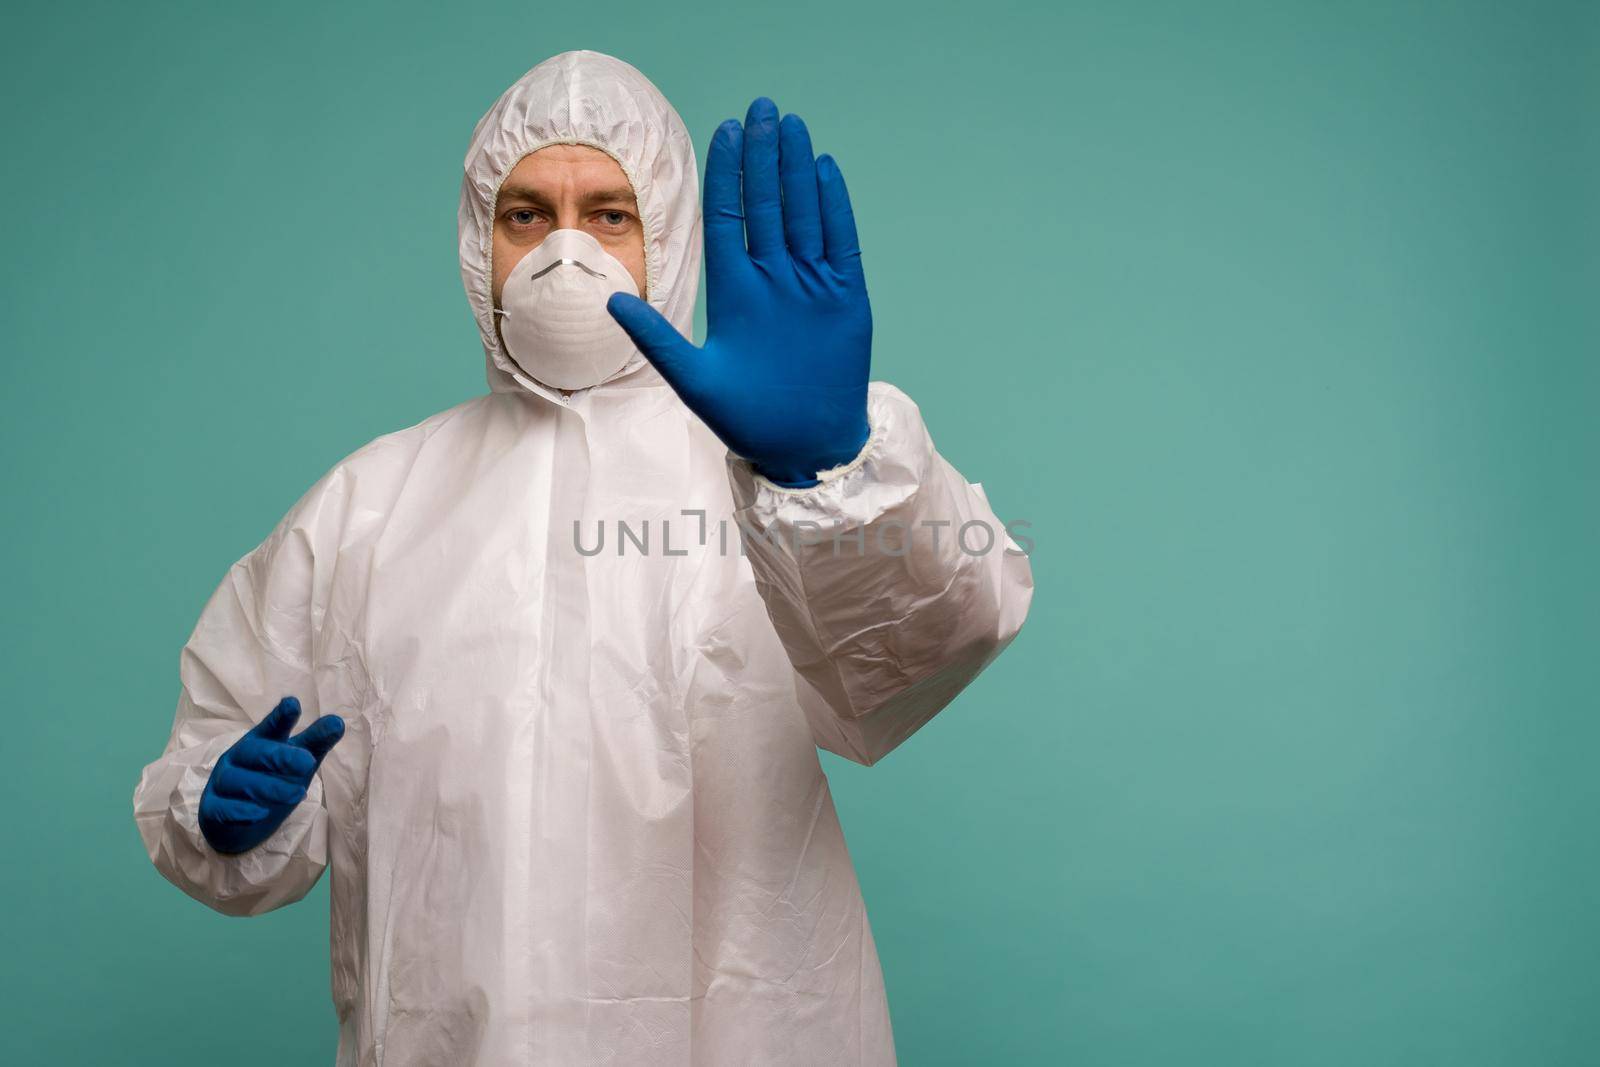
left=491, top=144, right=646, bottom=307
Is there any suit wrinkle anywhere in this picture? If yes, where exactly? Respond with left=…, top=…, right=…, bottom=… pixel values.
left=775, top=779, right=828, bottom=907
left=582, top=993, right=702, bottom=1004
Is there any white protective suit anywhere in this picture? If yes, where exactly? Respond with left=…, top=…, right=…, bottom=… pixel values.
left=133, top=50, right=1033, bottom=1066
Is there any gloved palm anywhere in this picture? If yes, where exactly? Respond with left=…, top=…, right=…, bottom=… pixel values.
left=609, top=98, right=871, bottom=488
left=198, top=696, right=344, bottom=855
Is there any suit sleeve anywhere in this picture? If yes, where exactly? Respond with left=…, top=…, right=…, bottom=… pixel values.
left=727, top=381, right=1034, bottom=766
left=132, top=469, right=349, bottom=917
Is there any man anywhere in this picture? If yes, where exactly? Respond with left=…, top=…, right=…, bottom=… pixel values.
left=133, top=50, right=1032, bottom=1065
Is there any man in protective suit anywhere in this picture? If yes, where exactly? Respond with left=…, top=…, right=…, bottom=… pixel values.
left=134, top=50, right=1032, bottom=1065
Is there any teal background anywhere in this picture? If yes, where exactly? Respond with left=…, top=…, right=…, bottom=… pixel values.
left=2, top=0, right=1595, bottom=1063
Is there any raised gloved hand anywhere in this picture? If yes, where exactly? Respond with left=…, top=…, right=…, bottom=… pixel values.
left=198, top=696, right=344, bottom=855
left=608, top=97, right=871, bottom=488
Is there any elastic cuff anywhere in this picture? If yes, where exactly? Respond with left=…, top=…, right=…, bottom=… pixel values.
left=743, top=415, right=886, bottom=498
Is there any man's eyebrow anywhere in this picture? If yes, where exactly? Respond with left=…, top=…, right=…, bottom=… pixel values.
left=580, top=186, right=639, bottom=206
left=495, top=184, right=638, bottom=208
left=496, top=184, right=554, bottom=207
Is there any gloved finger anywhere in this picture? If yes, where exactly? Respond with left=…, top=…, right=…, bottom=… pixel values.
left=607, top=293, right=704, bottom=403
left=201, top=794, right=273, bottom=826
left=704, top=119, right=747, bottom=275
left=778, top=113, right=823, bottom=263
left=817, top=154, right=863, bottom=283
left=211, top=766, right=307, bottom=808
left=231, top=737, right=317, bottom=780
left=287, top=714, right=347, bottom=764
left=249, top=696, right=301, bottom=741
left=741, top=97, right=784, bottom=262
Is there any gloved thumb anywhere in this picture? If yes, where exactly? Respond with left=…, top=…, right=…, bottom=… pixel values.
left=607, top=292, right=702, bottom=398
left=287, top=714, right=346, bottom=764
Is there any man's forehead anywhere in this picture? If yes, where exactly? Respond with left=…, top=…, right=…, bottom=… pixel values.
left=497, top=145, right=637, bottom=203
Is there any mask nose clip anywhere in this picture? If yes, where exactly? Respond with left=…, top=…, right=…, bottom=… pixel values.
left=529, top=258, right=608, bottom=282
left=493, top=256, right=612, bottom=319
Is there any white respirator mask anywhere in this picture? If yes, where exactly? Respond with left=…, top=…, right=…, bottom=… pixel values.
left=493, top=229, right=643, bottom=391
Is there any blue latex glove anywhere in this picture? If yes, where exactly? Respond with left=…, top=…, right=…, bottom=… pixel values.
left=198, top=696, right=344, bottom=855
left=608, top=98, right=872, bottom=488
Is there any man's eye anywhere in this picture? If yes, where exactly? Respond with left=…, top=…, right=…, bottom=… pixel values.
left=507, top=209, right=540, bottom=225
left=599, top=211, right=628, bottom=226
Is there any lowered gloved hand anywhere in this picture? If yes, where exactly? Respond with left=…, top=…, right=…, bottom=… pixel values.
left=198, top=696, right=344, bottom=855
left=608, top=97, right=871, bottom=488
